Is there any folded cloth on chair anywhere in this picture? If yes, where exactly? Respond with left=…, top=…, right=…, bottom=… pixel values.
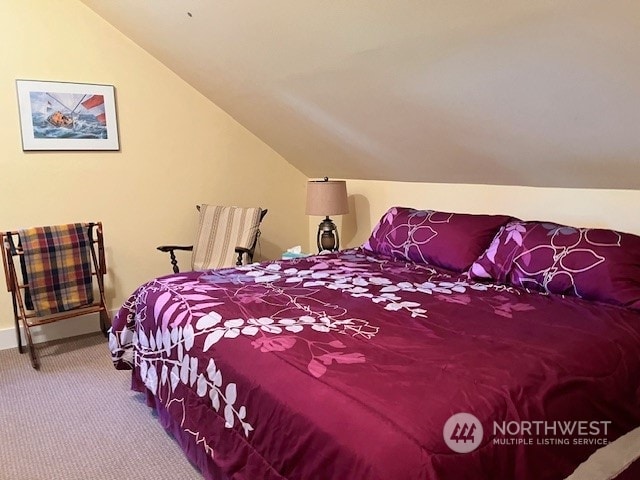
left=19, top=223, right=94, bottom=315
left=192, top=205, right=262, bottom=270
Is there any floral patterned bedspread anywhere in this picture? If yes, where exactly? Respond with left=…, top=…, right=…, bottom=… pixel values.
left=109, top=249, right=640, bottom=480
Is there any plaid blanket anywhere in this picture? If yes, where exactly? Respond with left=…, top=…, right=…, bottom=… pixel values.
left=19, top=223, right=94, bottom=315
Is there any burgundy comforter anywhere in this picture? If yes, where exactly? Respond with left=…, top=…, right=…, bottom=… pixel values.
left=109, top=249, right=640, bottom=480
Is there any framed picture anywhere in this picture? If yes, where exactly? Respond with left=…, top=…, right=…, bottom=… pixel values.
left=16, top=80, right=120, bottom=151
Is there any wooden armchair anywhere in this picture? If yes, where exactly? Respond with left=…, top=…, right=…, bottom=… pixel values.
left=158, top=206, right=267, bottom=273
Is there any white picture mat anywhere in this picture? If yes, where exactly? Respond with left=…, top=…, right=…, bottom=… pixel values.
left=16, top=79, right=120, bottom=151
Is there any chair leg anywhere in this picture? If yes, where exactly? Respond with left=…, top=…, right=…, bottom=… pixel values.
left=22, top=323, right=39, bottom=370
left=99, top=309, right=110, bottom=337
left=11, top=295, right=24, bottom=354
left=14, top=318, right=23, bottom=354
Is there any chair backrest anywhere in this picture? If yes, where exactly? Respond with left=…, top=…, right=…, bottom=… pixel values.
left=191, top=206, right=264, bottom=270
left=2, top=222, right=106, bottom=316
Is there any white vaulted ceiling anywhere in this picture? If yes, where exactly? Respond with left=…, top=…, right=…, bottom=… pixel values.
left=80, top=0, right=640, bottom=189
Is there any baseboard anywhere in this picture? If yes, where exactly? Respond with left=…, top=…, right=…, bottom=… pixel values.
left=0, top=310, right=119, bottom=351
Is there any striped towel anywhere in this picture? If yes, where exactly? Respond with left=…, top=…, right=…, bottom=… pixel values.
left=192, top=206, right=262, bottom=270
left=19, top=223, right=94, bottom=315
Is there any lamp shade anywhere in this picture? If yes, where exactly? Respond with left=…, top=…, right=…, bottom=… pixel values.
left=305, top=179, right=349, bottom=216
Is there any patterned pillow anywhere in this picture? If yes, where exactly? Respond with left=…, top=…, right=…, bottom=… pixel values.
left=363, top=207, right=513, bottom=272
left=470, top=220, right=640, bottom=309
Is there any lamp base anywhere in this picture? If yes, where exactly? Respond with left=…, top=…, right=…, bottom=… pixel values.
left=317, top=216, right=340, bottom=252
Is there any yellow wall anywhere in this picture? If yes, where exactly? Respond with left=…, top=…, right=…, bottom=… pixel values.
left=0, top=0, right=308, bottom=334
left=3, top=1, right=638, bottom=342
left=310, top=180, right=640, bottom=251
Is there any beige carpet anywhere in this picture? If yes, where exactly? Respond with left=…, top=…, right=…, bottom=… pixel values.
left=0, top=333, right=203, bottom=480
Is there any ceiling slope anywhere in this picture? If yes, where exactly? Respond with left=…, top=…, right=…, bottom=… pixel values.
left=81, top=0, right=640, bottom=189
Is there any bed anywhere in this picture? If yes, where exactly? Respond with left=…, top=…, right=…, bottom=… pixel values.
left=109, top=207, right=640, bottom=480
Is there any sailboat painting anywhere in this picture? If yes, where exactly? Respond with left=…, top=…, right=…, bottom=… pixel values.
left=16, top=80, right=119, bottom=151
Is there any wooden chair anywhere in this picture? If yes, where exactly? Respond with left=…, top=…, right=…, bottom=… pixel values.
left=1, top=222, right=109, bottom=369
left=158, top=205, right=267, bottom=273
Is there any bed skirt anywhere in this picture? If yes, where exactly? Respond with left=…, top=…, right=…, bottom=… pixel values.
left=133, top=373, right=231, bottom=480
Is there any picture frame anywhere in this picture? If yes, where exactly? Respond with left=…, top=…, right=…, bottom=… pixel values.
left=16, top=79, right=120, bottom=151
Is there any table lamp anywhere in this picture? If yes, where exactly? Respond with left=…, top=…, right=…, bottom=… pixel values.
left=305, top=177, right=349, bottom=252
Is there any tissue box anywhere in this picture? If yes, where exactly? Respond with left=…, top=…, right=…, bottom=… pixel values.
left=281, top=251, right=310, bottom=260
